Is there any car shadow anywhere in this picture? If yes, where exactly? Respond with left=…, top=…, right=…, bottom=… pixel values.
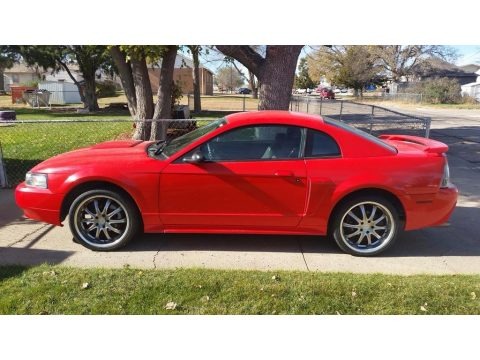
left=0, top=247, right=74, bottom=272
left=122, top=205, right=480, bottom=258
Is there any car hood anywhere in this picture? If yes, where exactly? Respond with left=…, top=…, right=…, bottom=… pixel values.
left=31, top=140, right=158, bottom=173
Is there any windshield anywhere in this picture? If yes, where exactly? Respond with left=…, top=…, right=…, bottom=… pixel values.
left=160, top=118, right=227, bottom=157
left=324, top=117, right=397, bottom=153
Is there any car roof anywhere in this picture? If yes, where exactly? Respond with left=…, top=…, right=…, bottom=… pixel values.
left=225, top=111, right=325, bottom=128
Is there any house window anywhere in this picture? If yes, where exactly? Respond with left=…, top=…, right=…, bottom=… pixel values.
left=12, top=74, right=20, bottom=83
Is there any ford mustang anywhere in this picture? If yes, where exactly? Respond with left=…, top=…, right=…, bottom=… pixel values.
left=15, top=111, right=457, bottom=256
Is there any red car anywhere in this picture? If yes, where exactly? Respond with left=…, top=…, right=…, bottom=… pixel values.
left=15, top=111, right=457, bottom=256
left=316, top=87, right=335, bottom=99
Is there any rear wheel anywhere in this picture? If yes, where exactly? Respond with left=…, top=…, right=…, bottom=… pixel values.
left=330, top=195, right=399, bottom=256
left=68, top=189, right=140, bottom=251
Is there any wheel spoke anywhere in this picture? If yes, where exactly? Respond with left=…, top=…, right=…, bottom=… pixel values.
left=371, top=230, right=382, bottom=239
left=346, top=230, right=361, bottom=239
left=360, top=204, right=367, bottom=221
left=109, top=219, right=126, bottom=224
left=342, top=223, right=360, bottom=229
left=106, top=224, right=121, bottom=234
left=94, top=200, right=101, bottom=215
left=347, top=211, right=362, bottom=224
left=373, top=215, right=385, bottom=225
left=86, top=223, right=97, bottom=232
left=95, top=226, right=101, bottom=239
left=366, top=233, right=372, bottom=245
left=102, top=228, right=111, bottom=240
left=81, top=219, right=94, bottom=224
left=374, top=225, right=387, bottom=231
left=103, top=199, right=111, bottom=215
left=85, top=208, right=96, bottom=218
left=369, top=206, right=377, bottom=221
left=356, top=232, right=366, bottom=244
left=107, top=207, right=122, bottom=219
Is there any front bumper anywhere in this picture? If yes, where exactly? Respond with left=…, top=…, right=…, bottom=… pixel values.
left=15, top=182, right=63, bottom=226
left=404, top=185, right=458, bottom=231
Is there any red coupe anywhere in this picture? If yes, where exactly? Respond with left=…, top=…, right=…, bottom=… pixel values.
left=15, top=111, right=457, bottom=256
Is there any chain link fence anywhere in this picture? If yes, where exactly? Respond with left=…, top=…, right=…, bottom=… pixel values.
left=0, top=96, right=431, bottom=188
left=290, top=96, right=431, bottom=137
left=0, top=119, right=203, bottom=188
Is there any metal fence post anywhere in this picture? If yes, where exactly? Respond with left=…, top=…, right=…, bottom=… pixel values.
left=339, top=100, right=343, bottom=121
left=290, top=97, right=293, bottom=111
left=369, top=105, right=375, bottom=133
left=425, top=117, right=431, bottom=138
left=319, top=96, right=323, bottom=115
left=306, top=97, right=309, bottom=113
left=243, top=95, right=246, bottom=112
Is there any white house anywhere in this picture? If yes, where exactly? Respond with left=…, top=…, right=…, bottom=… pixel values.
left=461, top=69, right=480, bottom=101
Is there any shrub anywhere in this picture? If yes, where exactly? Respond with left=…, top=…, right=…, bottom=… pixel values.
left=414, top=77, right=462, bottom=104
left=96, top=81, right=118, bottom=98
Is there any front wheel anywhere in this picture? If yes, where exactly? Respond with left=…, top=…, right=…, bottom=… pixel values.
left=68, top=189, right=140, bottom=251
left=330, top=196, right=400, bottom=256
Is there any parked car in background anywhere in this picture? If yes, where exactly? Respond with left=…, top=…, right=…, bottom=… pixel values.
left=317, top=87, right=335, bottom=99
left=15, top=111, right=457, bottom=256
left=237, top=88, right=252, bottom=94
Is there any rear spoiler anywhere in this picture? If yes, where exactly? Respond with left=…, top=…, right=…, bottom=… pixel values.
left=379, top=135, right=449, bottom=154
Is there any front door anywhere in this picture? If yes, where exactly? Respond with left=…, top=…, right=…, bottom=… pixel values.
left=158, top=125, right=308, bottom=229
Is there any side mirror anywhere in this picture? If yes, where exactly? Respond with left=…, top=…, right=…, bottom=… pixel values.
left=183, top=151, right=205, bottom=164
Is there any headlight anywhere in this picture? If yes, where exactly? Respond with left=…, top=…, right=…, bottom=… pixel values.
left=25, top=172, right=48, bottom=189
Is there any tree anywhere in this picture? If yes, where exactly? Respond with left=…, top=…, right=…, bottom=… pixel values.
left=215, top=65, right=244, bottom=92
left=0, top=46, right=19, bottom=92
left=110, top=45, right=178, bottom=141
left=187, top=45, right=202, bottom=113
left=216, top=45, right=303, bottom=110
left=295, top=57, right=316, bottom=90
left=308, top=46, right=381, bottom=96
left=15, top=46, right=111, bottom=111
left=370, top=45, right=457, bottom=82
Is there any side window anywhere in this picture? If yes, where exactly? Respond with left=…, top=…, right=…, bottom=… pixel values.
left=199, top=125, right=303, bottom=161
left=305, top=129, right=341, bottom=158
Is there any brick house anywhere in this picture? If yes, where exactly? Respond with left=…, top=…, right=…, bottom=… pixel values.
left=148, top=53, right=213, bottom=95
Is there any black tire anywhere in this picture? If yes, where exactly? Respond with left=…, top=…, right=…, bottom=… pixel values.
left=330, top=195, right=400, bottom=256
left=68, top=189, right=140, bottom=251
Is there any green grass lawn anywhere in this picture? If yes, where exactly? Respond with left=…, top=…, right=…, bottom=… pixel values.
left=0, top=265, right=479, bottom=314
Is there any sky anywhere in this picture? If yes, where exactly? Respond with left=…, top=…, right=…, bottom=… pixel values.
left=453, top=45, right=480, bottom=65
left=188, top=45, right=480, bottom=85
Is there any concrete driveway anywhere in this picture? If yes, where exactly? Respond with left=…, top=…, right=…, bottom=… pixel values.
left=1, top=109, right=479, bottom=274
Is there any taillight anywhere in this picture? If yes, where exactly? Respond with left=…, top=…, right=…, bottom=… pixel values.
left=440, top=156, right=451, bottom=188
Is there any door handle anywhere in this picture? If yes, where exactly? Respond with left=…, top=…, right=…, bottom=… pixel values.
left=274, top=170, right=294, bottom=177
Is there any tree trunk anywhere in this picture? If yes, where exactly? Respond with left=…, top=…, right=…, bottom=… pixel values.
left=151, top=46, right=177, bottom=141
left=258, top=46, right=302, bottom=110
left=191, top=46, right=202, bottom=113
left=110, top=46, right=137, bottom=117
left=82, top=73, right=99, bottom=111
left=0, top=68, right=4, bottom=92
left=131, top=56, right=154, bottom=140
left=216, top=45, right=302, bottom=111
left=249, top=71, right=258, bottom=99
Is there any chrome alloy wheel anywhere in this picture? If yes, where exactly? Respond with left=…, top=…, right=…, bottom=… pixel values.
left=73, top=195, right=130, bottom=248
left=339, top=201, right=395, bottom=254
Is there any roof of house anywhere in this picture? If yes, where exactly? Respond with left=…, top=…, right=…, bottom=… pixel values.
left=459, top=64, right=480, bottom=73
left=151, top=53, right=214, bottom=74
left=415, top=58, right=477, bottom=78
left=3, top=62, right=38, bottom=74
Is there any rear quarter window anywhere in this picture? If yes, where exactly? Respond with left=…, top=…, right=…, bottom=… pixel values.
left=305, top=129, right=341, bottom=157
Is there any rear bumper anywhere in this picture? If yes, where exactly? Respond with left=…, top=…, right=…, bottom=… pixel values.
left=404, top=185, right=458, bottom=230
left=15, top=182, right=63, bottom=226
